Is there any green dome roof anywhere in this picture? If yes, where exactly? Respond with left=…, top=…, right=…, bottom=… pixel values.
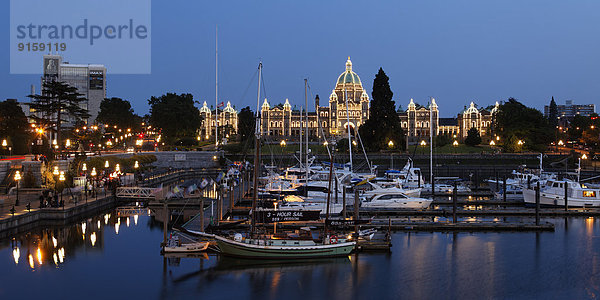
left=337, top=71, right=361, bottom=85
left=336, top=57, right=361, bottom=85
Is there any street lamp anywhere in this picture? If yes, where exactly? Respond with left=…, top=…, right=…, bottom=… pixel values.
left=453, top=140, right=458, bottom=154
left=58, top=171, right=65, bottom=208
left=14, top=171, right=21, bottom=206
left=558, top=140, right=564, bottom=146
left=280, top=140, right=286, bottom=147
left=91, top=167, right=97, bottom=201
left=65, top=139, right=71, bottom=148
left=53, top=166, right=59, bottom=176
left=517, top=140, right=524, bottom=145
left=388, top=140, right=394, bottom=149
left=115, top=164, right=120, bottom=172
left=82, top=163, right=87, bottom=172
left=1, top=139, right=6, bottom=147
left=105, top=160, right=109, bottom=168
left=489, top=140, right=496, bottom=146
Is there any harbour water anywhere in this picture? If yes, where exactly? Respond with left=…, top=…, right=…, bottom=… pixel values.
left=1, top=210, right=599, bottom=299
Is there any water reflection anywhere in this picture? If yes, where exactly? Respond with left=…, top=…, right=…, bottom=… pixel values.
left=1, top=212, right=600, bottom=299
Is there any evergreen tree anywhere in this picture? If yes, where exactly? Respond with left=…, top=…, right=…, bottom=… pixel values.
left=237, top=106, right=255, bottom=147
left=464, top=127, right=481, bottom=146
left=548, top=97, right=558, bottom=128
left=358, top=68, right=404, bottom=151
left=0, top=99, right=30, bottom=154
left=27, top=81, right=89, bottom=150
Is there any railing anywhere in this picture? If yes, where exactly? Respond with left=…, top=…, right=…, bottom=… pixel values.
left=116, top=187, right=157, bottom=199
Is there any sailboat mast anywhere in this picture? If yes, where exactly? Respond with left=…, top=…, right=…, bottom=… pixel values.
left=345, top=90, right=353, bottom=173
left=305, top=79, right=309, bottom=183
left=430, top=98, right=433, bottom=185
left=215, top=26, right=219, bottom=148
left=300, top=107, right=303, bottom=170
left=251, top=62, right=262, bottom=236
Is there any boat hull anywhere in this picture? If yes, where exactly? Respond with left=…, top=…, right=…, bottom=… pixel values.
left=214, top=236, right=355, bottom=259
left=523, top=189, right=600, bottom=207
left=163, top=242, right=209, bottom=253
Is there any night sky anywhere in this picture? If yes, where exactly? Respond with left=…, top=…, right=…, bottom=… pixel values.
left=1, top=0, right=598, bottom=117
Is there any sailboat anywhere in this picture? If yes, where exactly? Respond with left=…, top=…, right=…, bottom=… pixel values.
left=208, top=63, right=356, bottom=259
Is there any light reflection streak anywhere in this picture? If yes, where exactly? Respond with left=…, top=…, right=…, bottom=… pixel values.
left=134, top=215, right=138, bottom=225
left=115, top=218, right=120, bottom=234
left=37, top=248, right=42, bottom=265
left=13, top=248, right=20, bottom=264
left=58, top=247, right=64, bottom=263
left=53, top=253, right=58, bottom=265
left=28, top=254, right=34, bottom=269
left=126, top=217, right=130, bottom=227
left=52, top=236, right=57, bottom=248
left=91, top=232, right=97, bottom=247
left=82, top=222, right=86, bottom=234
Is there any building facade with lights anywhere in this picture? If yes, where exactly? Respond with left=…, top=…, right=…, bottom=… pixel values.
left=199, top=101, right=238, bottom=141
left=259, top=57, right=370, bottom=140
left=200, top=57, right=498, bottom=143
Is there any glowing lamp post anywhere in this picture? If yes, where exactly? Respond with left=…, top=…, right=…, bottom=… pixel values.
left=105, top=160, right=109, bottom=168
left=388, top=140, right=394, bottom=149
left=280, top=140, right=286, bottom=147
left=14, top=171, right=21, bottom=206
left=453, top=140, right=458, bottom=154
left=59, top=171, right=65, bottom=208
left=91, top=167, right=97, bottom=201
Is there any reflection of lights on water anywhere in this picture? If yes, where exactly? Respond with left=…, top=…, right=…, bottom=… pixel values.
left=13, top=248, right=20, bottom=265
left=104, top=214, right=110, bottom=225
left=586, top=217, right=594, bottom=234
left=52, top=236, right=57, bottom=248
left=90, top=232, right=97, bottom=247
left=126, top=217, right=130, bottom=227
left=147, top=209, right=151, bottom=215
left=82, top=222, right=86, bottom=234
left=115, top=219, right=120, bottom=235
left=37, top=248, right=42, bottom=265
left=58, top=248, right=64, bottom=263
left=28, top=254, right=34, bottom=269
left=134, top=215, right=138, bottom=225
left=53, top=253, right=58, bottom=265
left=97, top=220, right=101, bottom=228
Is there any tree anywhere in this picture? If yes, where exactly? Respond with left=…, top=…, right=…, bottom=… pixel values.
left=0, top=99, right=30, bottom=154
left=27, top=81, right=89, bottom=150
left=464, top=127, right=481, bottom=146
left=548, top=97, right=558, bottom=128
left=358, top=68, right=404, bottom=151
left=237, top=106, right=255, bottom=147
left=96, top=97, right=141, bottom=130
left=148, top=93, right=202, bottom=144
left=496, top=98, right=553, bottom=152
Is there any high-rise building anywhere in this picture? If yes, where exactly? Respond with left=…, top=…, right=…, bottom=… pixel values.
left=544, top=99, right=596, bottom=118
left=41, top=55, right=107, bottom=124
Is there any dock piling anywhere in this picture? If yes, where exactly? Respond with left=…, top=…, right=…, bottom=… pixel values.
left=535, top=182, right=540, bottom=226
left=502, top=176, right=507, bottom=202
left=564, top=183, right=568, bottom=211
left=452, top=182, right=457, bottom=223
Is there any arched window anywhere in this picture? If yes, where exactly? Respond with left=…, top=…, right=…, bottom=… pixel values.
left=323, top=121, right=327, bottom=127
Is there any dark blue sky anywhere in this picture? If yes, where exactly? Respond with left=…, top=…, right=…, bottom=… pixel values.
left=2, top=1, right=599, bottom=117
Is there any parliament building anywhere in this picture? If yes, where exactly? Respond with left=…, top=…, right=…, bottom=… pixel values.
left=199, top=57, right=498, bottom=143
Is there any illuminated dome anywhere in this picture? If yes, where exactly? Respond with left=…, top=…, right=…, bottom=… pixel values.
left=336, top=57, right=361, bottom=85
